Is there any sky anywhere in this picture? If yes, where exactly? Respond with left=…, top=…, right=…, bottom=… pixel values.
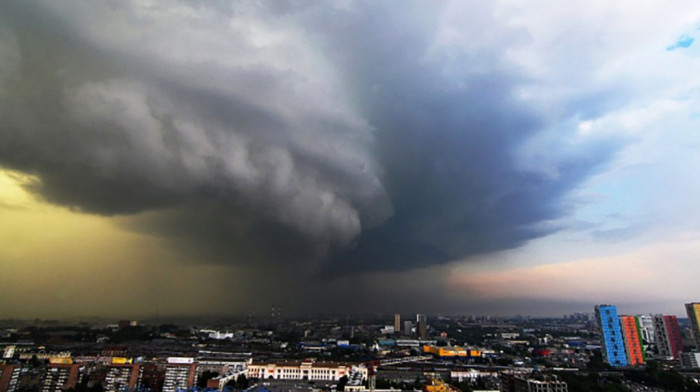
left=2, top=0, right=700, bottom=319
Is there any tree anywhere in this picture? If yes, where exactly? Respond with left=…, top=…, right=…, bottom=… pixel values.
left=235, top=375, right=250, bottom=390
left=197, top=371, right=219, bottom=388
left=413, top=376, right=422, bottom=390
left=336, top=376, right=348, bottom=392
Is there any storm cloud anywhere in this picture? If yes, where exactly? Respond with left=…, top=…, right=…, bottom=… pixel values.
left=0, top=0, right=619, bottom=276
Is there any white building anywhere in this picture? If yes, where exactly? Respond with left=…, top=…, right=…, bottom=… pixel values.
left=247, top=359, right=366, bottom=381
left=636, top=315, right=656, bottom=345
left=450, top=369, right=497, bottom=382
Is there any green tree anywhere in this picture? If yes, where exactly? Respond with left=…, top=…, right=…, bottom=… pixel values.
left=336, top=375, right=348, bottom=392
left=235, top=375, right=250, bottom=390
left=197, top=371, right=219, bottom=388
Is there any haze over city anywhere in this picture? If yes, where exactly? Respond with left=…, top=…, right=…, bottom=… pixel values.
left=2, top=0, right=700, bottom=319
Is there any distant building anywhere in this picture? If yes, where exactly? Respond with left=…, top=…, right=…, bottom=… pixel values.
left=395, top=339, right=421, bottom=348
left=118, top=320, right=138, bottom=329
left=500, top=371, right=567, bottom=392
left=686, top=303, right=700, bottom=349
left=403, top=321, right=413, bottom=336
left=394, top=314, right=401, bottom=334
left=423, top=345, right=482, bottom=358
left=101, top=346, right=128, bottom=357
left=450, top=369, right=497, bottom=382
left=417, top=314, right=427, bottom=340
left=653, top=315, right=683, bottom=359
left=619, top=315, right=645, bottom=365
left=380, top=326, right=395, bottom=335
left=594, top=305, right=627, bottom=367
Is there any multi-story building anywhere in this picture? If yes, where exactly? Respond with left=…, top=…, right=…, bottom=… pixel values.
left=246, top=359, right=364, bottom=381
left=103, top=364, right=140, bottom=392
left=394, top=314, right=401, bottom=334
left=619, top=315, right=645, bottom=365
left=594, top=305, right=627, bottom=367
left=137, top=363, right=165, bottom=392
left=41, top=364, right=82, bottom=392
left=653, top=315, right=683, bottom=360
left=162, top=359, right=197, bottom=392
left=101, top=346, right=128, bottom=358
left=500, top=371, right=567, bottom=392
left=0, top=365, right=21, bottom=392
left=686, top=303, right=700, bottom=349
left=196, top=359, right=249, bottom=380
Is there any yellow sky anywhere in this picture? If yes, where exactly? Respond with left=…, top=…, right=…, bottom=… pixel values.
left=0, top=168, right=239, bottom=319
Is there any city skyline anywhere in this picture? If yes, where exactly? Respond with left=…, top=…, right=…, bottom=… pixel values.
left=2, top=1, right=700, bottom=318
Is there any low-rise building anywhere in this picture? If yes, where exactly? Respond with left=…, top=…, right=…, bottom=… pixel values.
left=247, top=359, right=364, bottom=381
left=681, top=352, right=700, bottom=368
left=423, top=345, right=482, bottom=358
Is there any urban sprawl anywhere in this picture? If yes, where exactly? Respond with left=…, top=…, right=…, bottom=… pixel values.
left=4, top=303, right=700, bottom=392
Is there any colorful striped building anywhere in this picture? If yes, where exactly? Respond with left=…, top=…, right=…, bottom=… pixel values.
left=619, top=315, right=645, bottom=365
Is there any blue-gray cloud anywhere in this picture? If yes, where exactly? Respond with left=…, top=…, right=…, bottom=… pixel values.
left=0, top=0, right=620, bottom=277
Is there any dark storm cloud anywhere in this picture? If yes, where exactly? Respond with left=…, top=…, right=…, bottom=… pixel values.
left=301, top=2, right=619, bottom=273
left=0, top=1, right=618, bottom=275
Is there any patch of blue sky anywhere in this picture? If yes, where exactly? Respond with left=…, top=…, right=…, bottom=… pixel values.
left=667, top=34, right=694, bottom=50
left=571, top=168, right=649, bottom=233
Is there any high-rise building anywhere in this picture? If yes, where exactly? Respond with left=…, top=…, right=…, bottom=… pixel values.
left=403, top=321, right=413, bottom=336
left=594, top=305, right=627, bottom=367
left=619, top=315, right=645, bottom=365
left=394, top=314, right=401, bottom=334
left=686, top=303, right=700, bottom=349
left=653, top=315, right=683, bottom=360
left=416, top=314, right=427, bottom=340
